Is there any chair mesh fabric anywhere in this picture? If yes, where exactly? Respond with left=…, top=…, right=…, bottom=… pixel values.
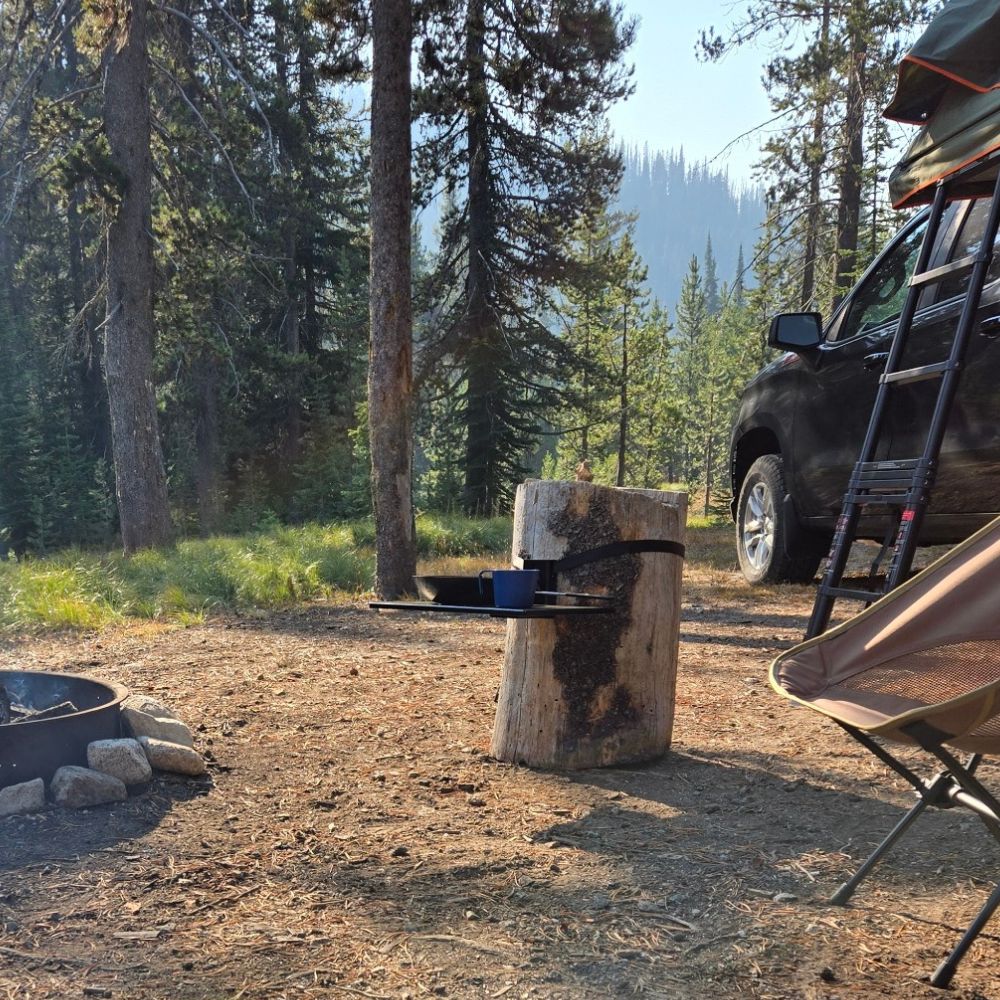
left=772, top=516, right=1000, bottom=745
left=835, top=639, right=1000, bottom=707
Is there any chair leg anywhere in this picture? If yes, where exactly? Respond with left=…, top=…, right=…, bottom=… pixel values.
left=930, top=877, right=1000, bottom=988
left=830, top=793, right=931, bottom=905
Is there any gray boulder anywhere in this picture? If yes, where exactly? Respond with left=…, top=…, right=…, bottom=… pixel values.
left=122, top=694, right=180, bottom=721
left=122, top=708, right=194, bottom=748
left=0, top=778, right=46, bottom=817
left=138, top=737, right=207, bottom=776
left=87, top=738, right=153, bottom=786
left=50, top=766, right=127, bottom=809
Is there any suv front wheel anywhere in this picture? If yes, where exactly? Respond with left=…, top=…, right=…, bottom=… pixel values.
left=736, top=455, right=828, bottom=584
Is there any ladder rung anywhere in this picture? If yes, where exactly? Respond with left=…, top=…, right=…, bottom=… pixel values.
left=910, top=252, right=978, bottom=288
left=820, top=585, right=884, bottom=603
left=844, top=493, right=909, bottom=507
left=881, top=361, right=954, bottom=385
left=854, top=479, right=914, bottom=491
left=852, top=474, right=914, bottom=491
left=859, top=459, right=921, bottom=473
left=855, top=460, right=925, bottom=487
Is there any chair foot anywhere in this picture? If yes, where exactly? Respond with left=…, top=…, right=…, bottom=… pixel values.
left=829, top=882, right=856, bottom=906
left=830, top=795, right=932, bottom=906
left=930, top=958, right=956, bottom=989
left=927, top=875, right=1000, bottom=990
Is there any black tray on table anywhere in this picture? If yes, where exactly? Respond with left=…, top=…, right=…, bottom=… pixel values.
left=369, top=600, right=614, bottom=619
left=372, top=580, right=614, bottom=619
left=376, top=540, right=684, bottom=619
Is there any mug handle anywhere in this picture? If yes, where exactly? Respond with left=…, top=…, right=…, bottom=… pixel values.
left=478, top=569, right=493, bottom=599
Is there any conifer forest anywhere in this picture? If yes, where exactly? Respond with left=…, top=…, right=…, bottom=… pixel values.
left=0, top=0, right=937, bottom=567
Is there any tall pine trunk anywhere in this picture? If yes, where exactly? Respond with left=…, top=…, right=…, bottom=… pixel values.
left=368, top=0, right=416, bottom=598
left=195, top=356, right=223, bottom=534
left=461, top=0, right=496, bottom=515
left=615, top=302, right=628, bottom=487
left=702, top=383, right=716, bottom=516
left=834, top=3, right=866, bottom=304
left=801, top=0, right=831, bottom=311
left=65, top=8, right=109, bottom=462
left=102, top=0, right=172, bottom=553
left=274, top=0, right=302, bottom=470
left=68, top=188, right=108, bottom=461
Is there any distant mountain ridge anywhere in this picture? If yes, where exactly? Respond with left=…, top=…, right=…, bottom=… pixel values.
left=617, top=146, right=765, bottom=311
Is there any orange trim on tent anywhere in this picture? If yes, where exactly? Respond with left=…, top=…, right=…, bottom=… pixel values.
left=884, top=55, right=1000, bottom=124
left=906, top=53, right=996, bottom=95
left=892, top=135, right=1000, bottom=209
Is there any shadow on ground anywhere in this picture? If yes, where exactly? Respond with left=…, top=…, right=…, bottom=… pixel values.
left=0, top=773, right=213, bottom=872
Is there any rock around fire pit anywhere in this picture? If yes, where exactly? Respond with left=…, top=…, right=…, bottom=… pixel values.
left=0, top=670, right=207, bottom=817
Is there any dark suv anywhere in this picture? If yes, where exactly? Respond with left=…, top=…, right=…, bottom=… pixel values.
left=730, top=197, right=1000, bottom=584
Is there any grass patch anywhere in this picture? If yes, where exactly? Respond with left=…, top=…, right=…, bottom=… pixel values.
left=0, top=516, right=512, bottom=632
left=0, top=505, right=731, bottom=633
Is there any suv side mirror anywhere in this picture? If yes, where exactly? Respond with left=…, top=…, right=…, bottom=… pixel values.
left=769, top=312, right=823, bottom=351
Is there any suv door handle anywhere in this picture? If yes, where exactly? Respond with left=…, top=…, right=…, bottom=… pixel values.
left=863, top=351, right=889, bottom=370
left=980, top=315, right=1000, bottom=338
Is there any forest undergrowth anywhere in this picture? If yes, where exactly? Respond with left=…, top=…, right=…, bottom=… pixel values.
left=0, top=513, right=734, bottom=632
left=0, top=515, right=516, bottom=631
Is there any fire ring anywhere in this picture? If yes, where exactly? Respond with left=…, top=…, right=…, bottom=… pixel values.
left=0, top=670, right=129, bottom=789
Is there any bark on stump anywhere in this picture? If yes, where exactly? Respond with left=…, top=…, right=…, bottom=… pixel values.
left=491, top=481, right=686, bottom=769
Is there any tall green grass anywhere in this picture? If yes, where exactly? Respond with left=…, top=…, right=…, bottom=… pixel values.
left=0, top=511, right=722, bottom=632
left=0, top=515, right=513, bottom=632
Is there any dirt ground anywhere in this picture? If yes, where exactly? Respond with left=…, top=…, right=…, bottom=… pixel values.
left=3, top=532, right=1000, bottom=999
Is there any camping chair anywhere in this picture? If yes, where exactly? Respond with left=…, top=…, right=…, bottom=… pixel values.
left=771, top=515, right=1000, bottom=988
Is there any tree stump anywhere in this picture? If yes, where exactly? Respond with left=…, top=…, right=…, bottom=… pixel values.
left=491, top=480, right=686, bottom=769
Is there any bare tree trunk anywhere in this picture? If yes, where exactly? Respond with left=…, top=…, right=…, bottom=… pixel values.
left=615, top=302, right=628, bottom=487
left=64, top=10, right=109, bottom=462
left=368, top=0, right=416, bottom=598
left=801, top=0, right=831, bottom=311
left=581, top=288, right=590, bottom=460
left=102, top=0, right=172, bottom=553
left=461, top=0, right=498, bottom=515
left=273, top=0, right=302, bottom=470
left=834, top=4, right=866, bottom=305
left=195, top=356, right=223, bottom=534
left=282, top=223, right=302, bottom=467
left=298, top=34, right=322, bottom=360
left=68, top=188, right=109, bottom=461
left=703, top=384, right=716, bottom=516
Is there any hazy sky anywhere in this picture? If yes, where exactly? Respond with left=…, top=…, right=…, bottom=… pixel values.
left=606, top=1, right=776, bottom=182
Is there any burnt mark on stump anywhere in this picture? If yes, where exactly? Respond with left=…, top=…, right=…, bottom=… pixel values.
left=548, top=488, right=640, bottom=748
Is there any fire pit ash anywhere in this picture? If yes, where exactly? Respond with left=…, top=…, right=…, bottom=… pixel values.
left=0, top=670, right=128, bottom=788
left=1, top=684, right=79, bottom=725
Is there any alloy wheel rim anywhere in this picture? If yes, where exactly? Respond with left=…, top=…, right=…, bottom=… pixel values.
left=742, top=482, right=775, bottom=571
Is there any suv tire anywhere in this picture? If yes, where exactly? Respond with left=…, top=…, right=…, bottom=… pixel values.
left=736, top=455, right=828, bottom=584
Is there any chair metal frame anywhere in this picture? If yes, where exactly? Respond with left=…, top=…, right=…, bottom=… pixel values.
left=831, top=720, right=1000, bottom=987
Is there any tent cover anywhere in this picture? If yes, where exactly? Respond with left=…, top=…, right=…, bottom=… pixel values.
left=887, top=0, right=1000, bottom=208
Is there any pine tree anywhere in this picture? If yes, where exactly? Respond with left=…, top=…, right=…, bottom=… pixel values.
left=0, top=0, right=373, bottom=550
left=701, top=1, right=932, bottom=317
left=415, top=0, right=635, bottom=514
left=733, top=245, right=747, bottom=308
left=674, top=255, right=708, bottom=486
left=703, top=235, right=721, bottom=316
left=368, top=0, right=417, bottom=597
left=92, top=0, right=173, bottom=553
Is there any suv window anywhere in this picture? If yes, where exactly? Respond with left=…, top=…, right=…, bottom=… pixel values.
left=935, top=198, right=1000, bottom=302
left=832, top=218, right=928, bottom=343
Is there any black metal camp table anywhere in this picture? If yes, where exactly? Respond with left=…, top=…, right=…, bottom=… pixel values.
left=368, top=601, right=613, bottom=619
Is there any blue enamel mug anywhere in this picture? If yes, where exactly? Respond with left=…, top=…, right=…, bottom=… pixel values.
left=478, top=568, right=539, bottom=609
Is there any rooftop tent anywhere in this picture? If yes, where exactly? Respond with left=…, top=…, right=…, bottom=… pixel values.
left=887, top=0, right=1000, bottom=209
